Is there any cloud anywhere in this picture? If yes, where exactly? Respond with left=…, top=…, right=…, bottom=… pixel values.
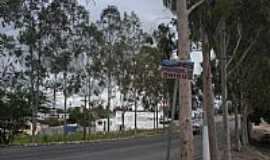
left=79, top=0, right=174, bottom=32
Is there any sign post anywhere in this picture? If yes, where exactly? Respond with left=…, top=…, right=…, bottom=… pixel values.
left=161, top=57, right=194, bottom=160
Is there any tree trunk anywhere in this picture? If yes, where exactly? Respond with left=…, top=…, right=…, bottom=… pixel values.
left=241, top=102, right=249, bottom=146
left=156, top=102, right=159, bottom=129
left=83, top=95, right=87, bottom=140
left=153, top=103, right=156, bottom=129
left=134, top=89, right=137, bottom=134
left=53, top=73, right=57, bottom=111
left=122, top=111, right=125, bottom=131
left=107, top=72, right=111, bottom=132
left=177, top=0, right=194, bottom=159
left=34, top=42, right=41, bottom=138
left=29, top=0, right=36, bottom=142
left=121, top=93, right=126, bottom=131
left=164, top=92, right=170, bottom=130
left=233, top=94, right=241, bottom=152
left=220, top=19, right=232, bottom=160
left=202, top=32, right=220, bottom=160
left=88, top=76, right=92, bottom=136
left=30, top=45, right=36, bottom=141
left=63, top=71, right=67, bottom=136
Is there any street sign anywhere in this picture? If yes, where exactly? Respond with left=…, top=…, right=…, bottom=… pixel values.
left=160, top=59, right=194, bottom=80
left=160, top=59, right=194, bottom=70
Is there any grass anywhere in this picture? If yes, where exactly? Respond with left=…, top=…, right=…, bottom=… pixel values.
left=12, top=129, right=164, bottom=145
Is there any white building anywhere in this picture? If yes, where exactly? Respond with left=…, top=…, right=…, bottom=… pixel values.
left=95, top=111, right=164, bottom=132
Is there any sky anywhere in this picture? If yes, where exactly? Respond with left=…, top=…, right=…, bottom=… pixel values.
left=1, top=0, right=203, bottom=109
left=79, top=0, right=203, bottom=71
left=79, top=0, right=203, bottom=74
left=79, top=0, right=174, bottom=32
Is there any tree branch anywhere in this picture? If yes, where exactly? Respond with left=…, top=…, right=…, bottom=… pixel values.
left=225, top=34, right=230, bottom=53
left=188, top=0, right=206, bottom=15
left=227, top=29, right=261, bottom=77
left=226, top=23, right=242, bottom=69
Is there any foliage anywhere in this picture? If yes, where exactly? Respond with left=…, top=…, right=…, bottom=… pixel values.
left=41, top=117, right=64, bottom=127
left=0, top=89, right=31, bottom=144
left=13, top=129, right=163, bottom=145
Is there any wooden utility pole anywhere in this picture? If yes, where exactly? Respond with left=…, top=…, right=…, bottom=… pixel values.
left=176, top=0, right=205, bottom=159
left=177, top=0, right=193, bottom=159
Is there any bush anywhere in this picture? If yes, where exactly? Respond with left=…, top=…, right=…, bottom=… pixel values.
left=42, top=118, right=63, bottom=127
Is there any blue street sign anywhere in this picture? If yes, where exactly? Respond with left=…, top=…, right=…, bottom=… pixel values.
left=160, top=59, right=194, bottom=70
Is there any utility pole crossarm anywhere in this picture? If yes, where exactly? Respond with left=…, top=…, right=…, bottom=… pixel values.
left=187, top=0, right=205, bottom=15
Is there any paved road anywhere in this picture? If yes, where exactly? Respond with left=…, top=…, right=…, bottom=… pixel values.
left=0, top=134, right=202, bottom=160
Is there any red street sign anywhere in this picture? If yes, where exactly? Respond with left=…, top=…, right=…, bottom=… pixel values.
left=160, top=59, right=194, bottom=80
left=161, top=71, right=189, bottom=79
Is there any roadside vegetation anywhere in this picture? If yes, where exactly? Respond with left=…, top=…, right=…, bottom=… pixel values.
left=12, top=129, right=163, bottom=145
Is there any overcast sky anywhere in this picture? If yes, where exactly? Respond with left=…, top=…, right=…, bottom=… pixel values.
left=79, top=0, right=174, bottom=32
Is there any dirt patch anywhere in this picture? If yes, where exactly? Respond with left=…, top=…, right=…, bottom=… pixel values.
left=232, top=147, right=270, bottom=160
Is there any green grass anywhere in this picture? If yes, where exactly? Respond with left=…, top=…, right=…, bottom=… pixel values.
left=13, top=129, right=164, bottom=145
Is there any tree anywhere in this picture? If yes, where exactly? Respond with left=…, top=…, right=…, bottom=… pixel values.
left=0, top=90, right=31, bottom=144
left=120, top=11, right=145, bottom=133
left=135, top=45, right=164, bottom=129
left=201, top=31, right=220, bottom=160
left=0, top=33, right=31, bottom=144
left=99, top=5, right=122, bottom=132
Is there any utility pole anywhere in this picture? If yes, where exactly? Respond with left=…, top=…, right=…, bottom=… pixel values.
left=177, top=0, right=194, bottom=159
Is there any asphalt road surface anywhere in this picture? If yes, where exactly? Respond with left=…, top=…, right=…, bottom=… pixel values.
left=0, top=134, right=203, bottom=160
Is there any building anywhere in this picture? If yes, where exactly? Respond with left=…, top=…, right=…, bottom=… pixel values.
left=95, top=111, right=164, bottom=132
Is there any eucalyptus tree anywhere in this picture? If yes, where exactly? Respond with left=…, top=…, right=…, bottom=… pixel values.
left=188, top=3, right=221, bottom=159
left=119, top=11, right=146, bottom=132
left=15, top=0, right=52, bottom=140
left=78, top=23, right=103, bottom=136
left=135, top=45, right=164, bottom=128
left=228, top=23, right=270, bottom=148
left=73, top=22, right=103, bottom=139
left=0, top=0, right=29, bottom=143
left=81, top=23, right=103, bottom=111
left=153, top=22, right=176, bottom=59
left=99, top=5, right=122, bottom=132
left=152, top=22, right=176, bottom=128
left=202, top=1, right=270, bottom=155
left=0, top=28, right=31, bottom=144
left=40, top=0, right=92, bottom=135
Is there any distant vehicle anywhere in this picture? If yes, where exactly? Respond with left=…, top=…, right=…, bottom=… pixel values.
left=192, top=119, right=202, bottom=135
left=159, top=116, right=171, bottom=124
left=192, top=110, right=202, bottom=135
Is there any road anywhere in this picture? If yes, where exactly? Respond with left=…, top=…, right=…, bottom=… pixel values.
left=0, top=134, right=202, bottom=160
